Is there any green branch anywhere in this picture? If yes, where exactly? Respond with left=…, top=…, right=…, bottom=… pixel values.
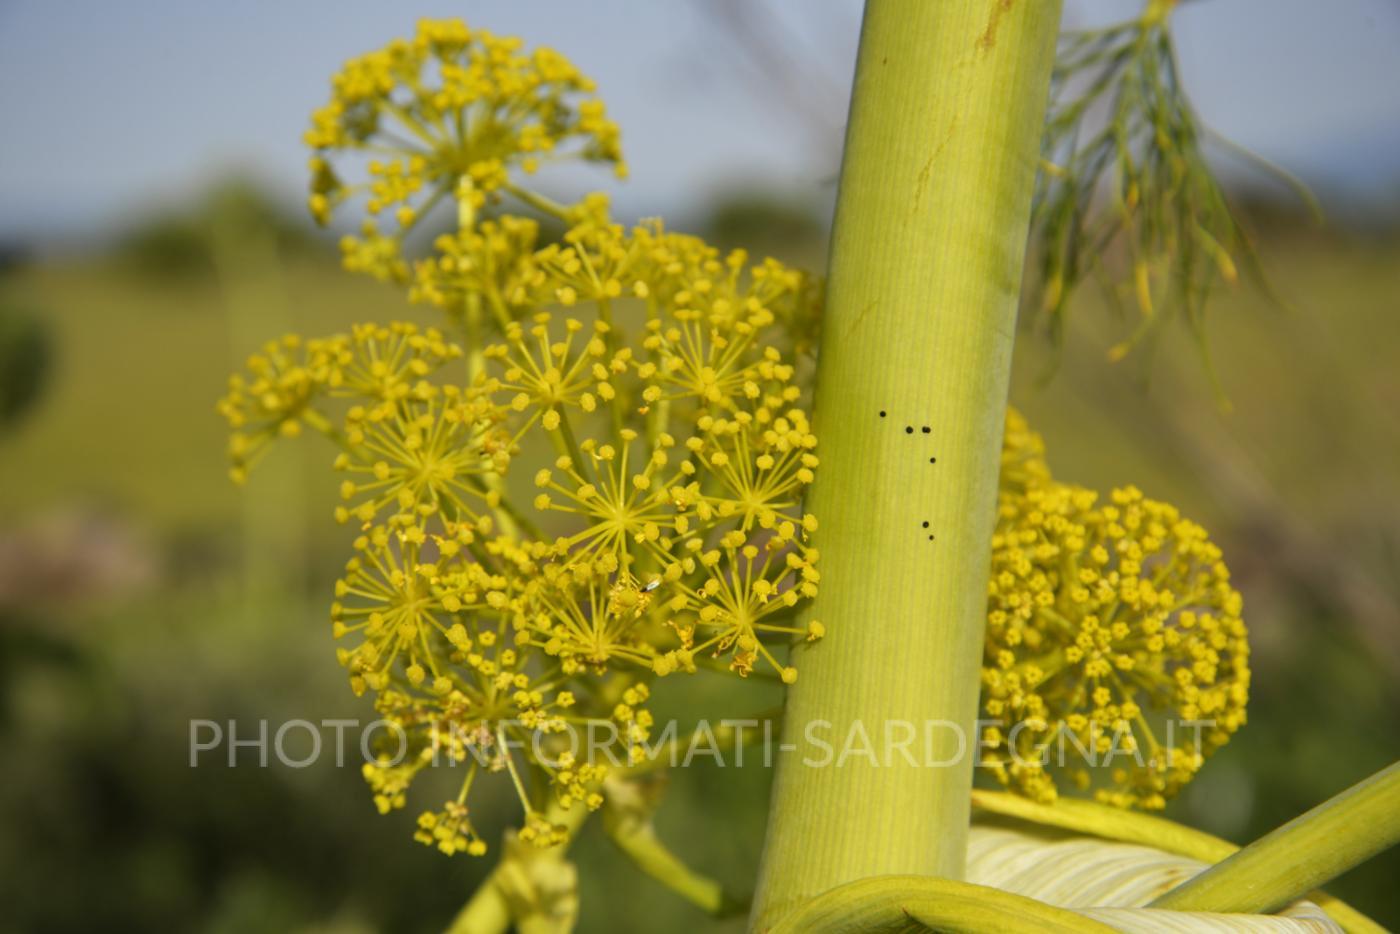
left=970, top=790, right=1386, bottom=934
left=603, top=808, right=746, bottom=917
left=1149, top=761, right=1400, bottom=917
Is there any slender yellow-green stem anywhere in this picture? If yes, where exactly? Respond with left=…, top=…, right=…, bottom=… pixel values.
left=767, top=875, right=1115, bottom=934
left=1144, top=0, right=1179, bottom=27
left=603, top=811, right=744, bottom=916
left=503, top=182, right=572, bottom=222
left=750, top=0, right=1061, bottom=926
left=1150, top=760, right=1400, bottom=916
left=456, top=186, right=489, bottom=383
left=446, top=801, right=591, bottom=934
left=970, top=790, right=1385, bottom=934
left=448, top=870, right=512, bottom=934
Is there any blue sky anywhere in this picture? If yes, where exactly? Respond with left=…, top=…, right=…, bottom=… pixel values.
left=1, top=0, right=1397, bottom=238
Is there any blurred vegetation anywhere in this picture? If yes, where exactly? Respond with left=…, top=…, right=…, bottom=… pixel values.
left=0, top=301, right=50, bottom=428
left=701, top=189, right=826, bottom=256
left=0, top=185, right=1396, bottom=931
left=110, top=180, right=329, bottom=280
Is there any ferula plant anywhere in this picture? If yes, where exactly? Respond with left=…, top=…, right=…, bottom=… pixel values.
left=221, top=7, right=1399, bottom=933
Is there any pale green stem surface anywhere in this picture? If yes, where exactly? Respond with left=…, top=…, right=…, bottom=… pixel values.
left=767, top=874, right=1116, bottom=934
left=750, top=0, right=1062, bottom=927
left=1150, top=760, right=1400, bottom=917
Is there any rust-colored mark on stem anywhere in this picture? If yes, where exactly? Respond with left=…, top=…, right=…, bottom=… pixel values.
left=978, top=0, right=1016, bottom=52
left=914, top=114, right=959, bottom=213
left=844, top=299, right=880, bottom=340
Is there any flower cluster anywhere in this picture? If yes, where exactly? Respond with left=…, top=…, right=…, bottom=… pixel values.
left=998, top=407, right=1052, bottom=499
left=217, top=334, right=346, bottom=483
left=223, top=21, right=823, bottom=853
left=477, top=213, right=824, bottom=684
left=306, top=18, right=625, bottom=284
left=982, top=412, right=1249, bottom=809
left=409, top=215, right=543, bottom=327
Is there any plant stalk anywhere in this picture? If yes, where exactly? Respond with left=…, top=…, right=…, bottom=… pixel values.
left=1149, top=760, right=1400, bottom=916
left=970, top=790, right=1386, bottom=934
left=750, top=0, right=1061, bottom=927
left=446, top=800, right=591, bottom=934
left=604, top=814, right=742, bottom=916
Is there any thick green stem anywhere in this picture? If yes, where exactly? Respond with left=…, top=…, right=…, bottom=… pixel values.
left=750, top=0, right=1061, bottom=927
left=1149, top=760, right=1400, bottom=916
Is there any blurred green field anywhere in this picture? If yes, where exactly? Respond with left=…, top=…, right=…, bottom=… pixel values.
left=0, top=200, right=1397, bottom=931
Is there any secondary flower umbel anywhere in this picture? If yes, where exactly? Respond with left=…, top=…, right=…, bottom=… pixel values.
left=980, top=475, right=1250, bottom=810
left=306, top=18, right=625, bottom=284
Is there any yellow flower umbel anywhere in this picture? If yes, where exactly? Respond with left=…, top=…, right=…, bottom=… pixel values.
left=410, top=215, right=542, bottom=324
left=655, top=529, right=820, bottom=684
left=219, top=322, right=514, bottom=526
left=689, top=402, right=819, bottom=531
left=333, top=385, right=510, bottom=526
left=980, top=481, right=1249, bottom=810
left=305, top=17, right=625, bottom=283
left=520, top=562, right=661, bottom=670
left=483, top=312, right=614, bottom=427
left=337, top=321, right=463, bottom=401
left=475, top=213, right=824, bottom=682
left=219, top=218, right=823, bottom=850
left=999, top=406, right=1052, bottom=498
left=225, top=18, right=822, bottom=862
left=332, top=517, right=477, bottom=695
left=528, top=431, right=695, bottom=577
left=341, top=513, right=644, bottom=856
left=218, top=333, right=351, bottom=483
